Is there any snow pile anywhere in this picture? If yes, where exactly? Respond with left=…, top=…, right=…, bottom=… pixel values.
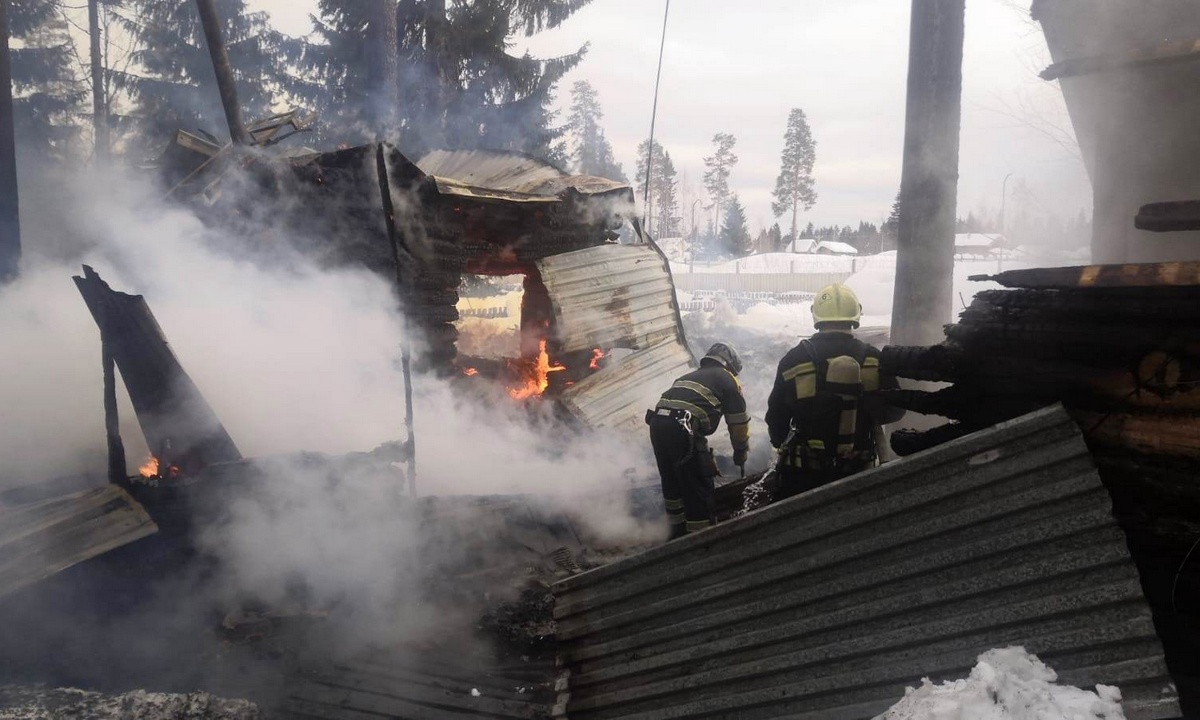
left=874, top=647, right=1126, bottom=720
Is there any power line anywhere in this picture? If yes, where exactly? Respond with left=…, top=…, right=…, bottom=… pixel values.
left=641, top=0, right=669, bottom=237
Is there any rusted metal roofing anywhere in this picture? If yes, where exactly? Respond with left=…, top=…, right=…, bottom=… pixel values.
left=0, top=484, right=158, bottom=600
left=538, top=243, right=696, bottom=431
left=538, top=244, right=683, bottom=354
left=417, top=149, right=629, bottom=200
left=551, top=405, right=1180, bottom=720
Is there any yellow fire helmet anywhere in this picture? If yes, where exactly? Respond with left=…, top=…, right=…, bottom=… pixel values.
left=811, top=283, right=862, bottom=328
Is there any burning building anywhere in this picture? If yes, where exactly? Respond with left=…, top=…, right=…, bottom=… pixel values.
left=167, top=136, right=695, bottom=432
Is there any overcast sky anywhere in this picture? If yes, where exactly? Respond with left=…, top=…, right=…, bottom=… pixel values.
left=257, top=0, right=1091, bottom=234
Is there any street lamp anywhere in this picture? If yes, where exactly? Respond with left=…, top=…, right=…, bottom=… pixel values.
left=999, top=172, right=1013, bottom=272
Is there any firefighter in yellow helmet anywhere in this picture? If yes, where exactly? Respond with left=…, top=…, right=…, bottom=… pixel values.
left=647, top=342, right=751, bottom=539
left=765, top=284, right=904, bottom=499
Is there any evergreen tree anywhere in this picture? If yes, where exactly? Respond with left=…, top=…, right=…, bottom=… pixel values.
left=768, top=222, right=783, bottom=253
left=769, top=107, right=817, bottom=240
left=802, top=221, right=815, bottom=238
left=702, top=131, right=737, bottom=231
left=653, top=150, right=679, bottom=237
left=9, top=0, right=81, bottom=161
left=566, top=80, right=624, bottom=180
left=719, top=192, right=750, bottom=257
left=112, top=0, right=288, bottom=150
left=635, top=138, right=679, bottom=238
left=298, top=0, right=591, bottom=159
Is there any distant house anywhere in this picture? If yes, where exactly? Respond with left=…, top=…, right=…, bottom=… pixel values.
left=955, top=233, right=1004, bottom=255
left=814, top=240, right=859, bottom=255
left=785, top=237, right=818, bottom=253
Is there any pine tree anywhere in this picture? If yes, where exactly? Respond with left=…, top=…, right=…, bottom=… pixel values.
left=635, top=138, right=679, bottom=238
left=770, top=108, right=817, bottom=240
left=9, top=0, right=81, bottom=161
left=111, top=0, right=287, bottom=150
left=719, top=192, right=750, bottom=258
left=566, top=80, right=624, bottom=181
left=297, top=0, right=591, bottom=159
left=702, top=132, right=737, bottom=231
left=653, top=150, right=679, bottom=236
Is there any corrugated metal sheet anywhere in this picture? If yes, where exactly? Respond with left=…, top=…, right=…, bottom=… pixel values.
left=417, top=149, right=629, bottom=201
left=560, top=340, right=695, bottom=433
left=538, top=244, right=683, bottom=354
left=539, top=243, right=696, bottom=432
left=282, top=657, right=554, bottom=720
left=0, top=484, right=158, bottom=600
left=551, top=405, right=1180, bottom=720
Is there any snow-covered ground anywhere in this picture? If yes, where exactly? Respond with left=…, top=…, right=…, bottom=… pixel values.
left=875, top=647, right=1129, bottom=720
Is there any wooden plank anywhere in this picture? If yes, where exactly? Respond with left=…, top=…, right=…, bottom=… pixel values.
left=1136, top=200, right=1200, bottom=233
left=971, top=262, right=1200, bottom=289
left=0, top=485, right=157, bottom=599
left=73, top=265, right=240, bottom=476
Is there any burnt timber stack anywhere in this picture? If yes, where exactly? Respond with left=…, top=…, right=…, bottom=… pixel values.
left=882, top=260, right=1200, bottom=710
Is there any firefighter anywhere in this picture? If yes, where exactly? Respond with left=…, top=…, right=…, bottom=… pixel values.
left=765, top=283, right=904, bottom=499
left=646, top=342, right=751, bottom=539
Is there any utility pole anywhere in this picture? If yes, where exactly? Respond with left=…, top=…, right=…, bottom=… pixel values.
left=891, top=0, right=965, bottom=346
left=88, top=0, right=109, bottom=162
left=195, top=0, right=252, bottom=146
left=0, top=0, right=19, bottom=284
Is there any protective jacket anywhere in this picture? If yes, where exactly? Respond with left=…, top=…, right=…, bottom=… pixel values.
left=766, top=330, right=902, bottom=471
left=649, top=360, right=750, bottom=538
left=654, top=362, right=751, bottom=453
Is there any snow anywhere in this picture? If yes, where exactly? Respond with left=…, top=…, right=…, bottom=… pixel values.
left=815, top=239, right=859, bottom=255
left=874, top=647, right=1127, bottom=720
left=955, top=232, right=1004, bottom=248
left=671, top=252, right=892, bottom=275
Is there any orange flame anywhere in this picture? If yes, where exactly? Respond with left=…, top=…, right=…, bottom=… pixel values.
left=463, top=367, right=479, bottom=376
left=139, top=455, right=159, bottom=478
left=589, top=348, right=605, bottom=370
left=509, top=340, right=564, bottom=400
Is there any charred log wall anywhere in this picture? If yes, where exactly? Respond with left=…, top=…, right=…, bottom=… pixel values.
left=883, top=264, right=1200, bottom=712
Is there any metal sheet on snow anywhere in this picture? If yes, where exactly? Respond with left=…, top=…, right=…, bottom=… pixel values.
left=0, top=484, right=158, bottom=600
left=551, top=405, right=1180, bottom=720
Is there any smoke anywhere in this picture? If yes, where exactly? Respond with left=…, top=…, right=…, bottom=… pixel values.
left=0, top=160, right=661, bottom=698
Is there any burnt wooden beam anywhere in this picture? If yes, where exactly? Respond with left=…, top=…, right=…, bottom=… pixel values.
left=102, top=335, right=126, bottom=485
left=73, top=265, right=241, bottom=476
left=1135, top=200, right=1200, bottom=233
left=971, top=261, right=1200, bottom=289
left=195, top=0, right=252, bottom=146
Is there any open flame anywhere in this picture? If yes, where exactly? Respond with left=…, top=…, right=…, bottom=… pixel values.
left=463, top=367, right=479, bottom=376
left=509, top=340, right=565, bottom=400
left=138, top=455, right=159, bottom=478
left=590, top=348, right=605, bottom=370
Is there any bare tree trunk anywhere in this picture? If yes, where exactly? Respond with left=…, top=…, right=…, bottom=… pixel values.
left=891, top=0, right=965, bottom=346
left=424, top=0, right=448, bottom=146
left=195, top=0, right=252, bottom=145
left=791, top=192, right=799, bottom=246
left=366, top=0, right=399, bottom=139
left=88, top=0, right=109, bottom=162
left=0, top=0, right=18, bottom=284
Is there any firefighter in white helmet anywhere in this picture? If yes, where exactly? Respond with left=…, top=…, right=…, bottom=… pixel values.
left=646, top=342, right=751, bottom=539
left=765, top=284, right=904, bottom=499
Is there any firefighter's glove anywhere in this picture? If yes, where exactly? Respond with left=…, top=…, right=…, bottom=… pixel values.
left=733, top=448, right=748, bottom=467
